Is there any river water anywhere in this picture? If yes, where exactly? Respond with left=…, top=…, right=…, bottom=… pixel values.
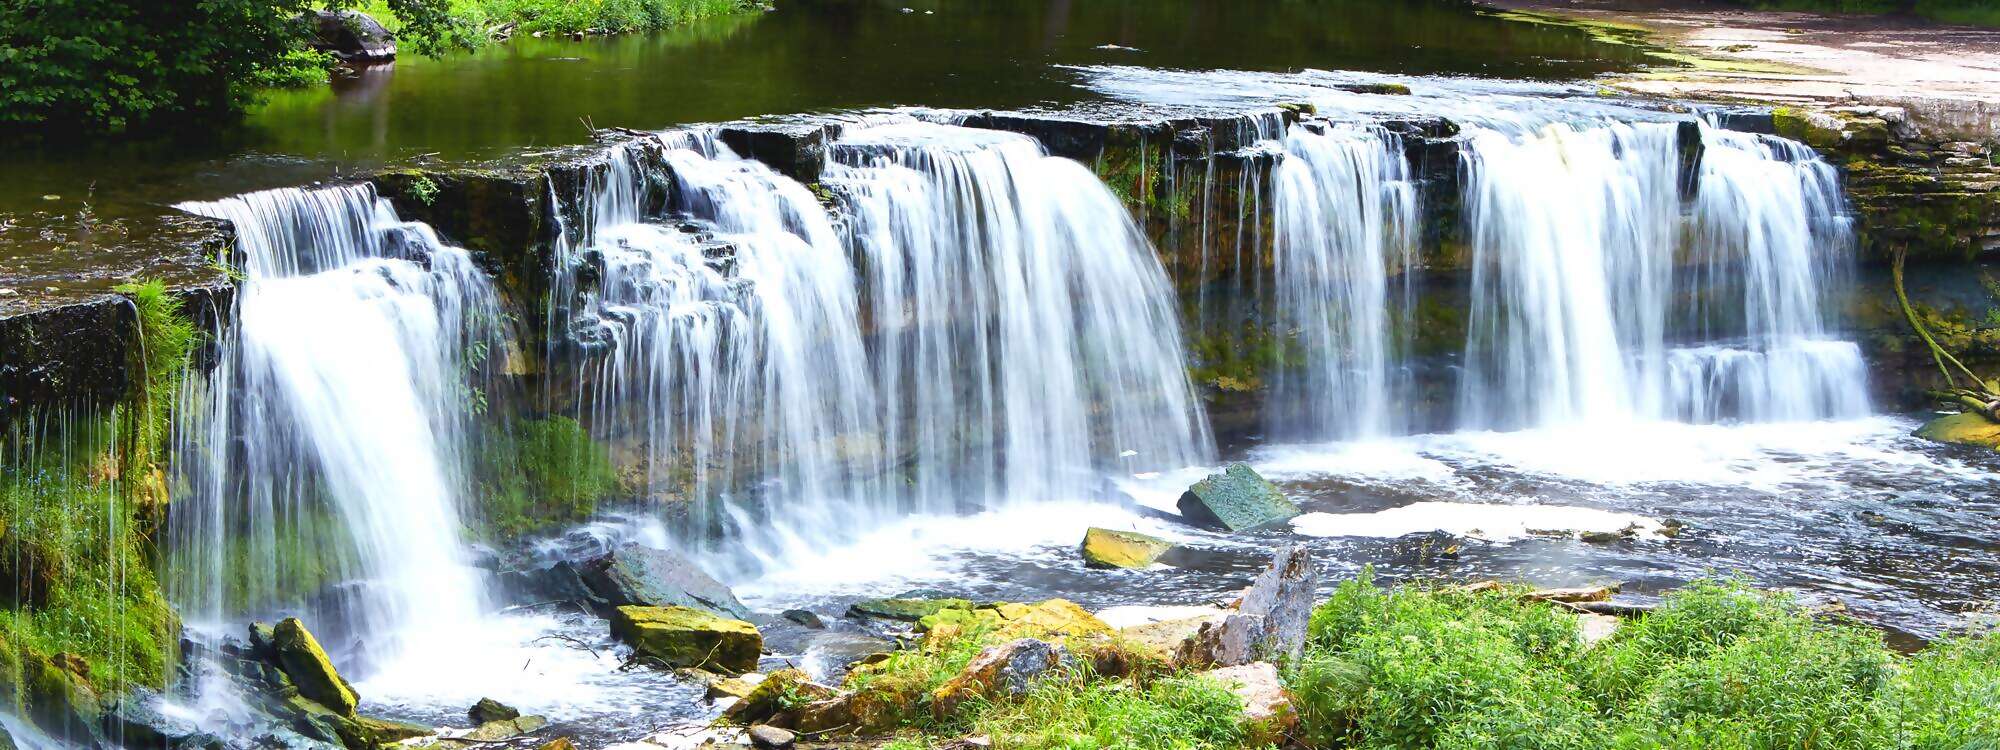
left=5, top=2, right=1996, bottom=748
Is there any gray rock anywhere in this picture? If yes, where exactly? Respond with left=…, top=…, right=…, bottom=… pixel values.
left=102, top=687, right=203, bottom=749
left=310, top=10, right=397, bottom=63
left=579, top=545, right=749, bottom=619
left=468, top=697, right=520, bottom=725
left=781, top=609, right=826, bottom=629
left=1176, top=545, right=1316, bottom=667
left=1176, top=464, right=1300, bottom=531
left=748, top=724, right=797, bottom=749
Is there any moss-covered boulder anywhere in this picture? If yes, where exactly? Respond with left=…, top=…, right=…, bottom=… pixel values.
left=609, top=605, right=762, bottom=675
left=1176, top=463, right=1300, bottom=531
left=917, top=599, right=1112, bottom=640
left=721, top=668, right=836, bottom=725
left=468, top=697, right=519, bottom=725
left=20, top=650, right=102, bottom=744
left=1080, top=528, right=1174, bottom=569
left=1915, top=412, right=2000, bottom=450
left=271, top=618, right=358, bottom=717
left=356, top=715, right=434, bottom=744
left=846, top=597, right=974, bottom=622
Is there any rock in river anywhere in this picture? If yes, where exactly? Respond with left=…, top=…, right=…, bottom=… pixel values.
left=271, top=617, right=358, bottom=716
left=1176, top=546, right=1317, bottom=667
left=610, top=605, right=762, bottom=675
left=309, top=10, right=397, bottom=63
left=468, top=697, right=519, bottom=725
left=1915, top=412, right=2000, bottom=451
left=1080, top=527, right=1173, bottom=569
left=1176, top=463, right=1300, bottom=531
left=580, top=545, right=750, bottom=620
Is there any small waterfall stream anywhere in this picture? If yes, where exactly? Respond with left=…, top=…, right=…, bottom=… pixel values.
left=1453, top=121, right=1867, bottom=430
left=171, top=184, right=499, bottom=668
left=1267, top=123, right=1418, bottom=441
left=559, top=121, right=1213, bottom=578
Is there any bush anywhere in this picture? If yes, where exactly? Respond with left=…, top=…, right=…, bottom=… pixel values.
left=1291, top=575, right=2000, bottom=750
left=0, top=0, right=319, bottom=136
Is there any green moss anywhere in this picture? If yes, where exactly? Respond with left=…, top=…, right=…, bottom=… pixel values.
left=474, top=415, right=622, bottom=538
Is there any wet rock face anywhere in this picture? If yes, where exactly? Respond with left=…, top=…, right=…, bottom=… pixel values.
left=1176, top=463, right=1301, bottom=532
left=579, top=544, right=750, bottom=620
left=310, top=10, right=397, bottom=63
left=272, top=618, right=359, bottom=717
left=719, top=123, right=835, bottom=185
left=1775, top=105, right=2000, bottom=264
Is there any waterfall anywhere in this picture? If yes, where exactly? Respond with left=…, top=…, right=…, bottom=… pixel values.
left=1456, top=122, right=1866, bottom=429
left=1267, top=123, right=1419, bottom=441
left=171, top=184, right=499, bottom=666
left=559, top=122, right=1211, bottom=576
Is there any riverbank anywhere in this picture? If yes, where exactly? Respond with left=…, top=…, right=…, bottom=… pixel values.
left=1484, top=0, right=2000, bottom=136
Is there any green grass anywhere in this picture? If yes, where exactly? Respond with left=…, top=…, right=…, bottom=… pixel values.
left=1293, top=573, right=2000, bottom=750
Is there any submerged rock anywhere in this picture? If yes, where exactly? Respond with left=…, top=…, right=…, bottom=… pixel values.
left=1915, top=412, right=2000, bottom=450
left=270, top=619, right=357, bottom=717
left=1080, top=528, right=1174, bottom=569
left=468, top=697, right=519, bottom=725
left=931, top=639, right=1072, bottom=718
left=610, top=605, right=762, bottom=674
left=846, top=597, right=974, bottom=622
left=580, top=545, right=750, bottom=620
left=1176, top=464, right=1300, bottom=531
left=1199, top=662, right=1296, bottom=745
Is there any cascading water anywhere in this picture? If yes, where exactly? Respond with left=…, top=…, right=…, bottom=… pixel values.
left=1455, top=121, right=1867, bottom=429
left=558, top=121, right=1212, bottom=577
left=1266, top=123, right=1418, bottom=441
left=171, top=184, right=498, bottom=668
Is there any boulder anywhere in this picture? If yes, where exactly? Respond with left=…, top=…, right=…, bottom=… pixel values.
left=1176, top=464, right=1300, bottom=531
left=580, top=545, right=750, bottom=620
left=610, top=606, right=762, bottom=675
left=918, top=599, right=1112, bottom=639
left=101, top=687, right=201, bottom=749
left=1080, top=528, right=1173, bottom=569
left=356, top=716, right=433, bottom=744
left=309, top=10, right=396, bottom=63
left=722, top=669, right=836, bottom=725
left=271, top=618, right=358, bottom=716
left=1199, top=662, right=1296, bottom=745
left=748, top=724, right=796, bottom=749
left=781, top=609, right=826, bottom=629
left=1176, top=546, right=1316, bottom=667
left=931, top=639, right=1072, bottom=718
left=847, top=597, right=973, bottom=622
left=18, top=652, right=100, bottom=745
left=1915, top=412, right=2000, bottom=451
left=468, top=697, right=519, bottom=725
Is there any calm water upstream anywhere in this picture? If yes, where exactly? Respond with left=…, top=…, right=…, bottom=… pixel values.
left=0, top=0, right=1648, bottom=215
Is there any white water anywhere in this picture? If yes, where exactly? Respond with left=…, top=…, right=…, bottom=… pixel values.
left=1267, top=122, right=1418, bottom=440
left=1456, top=122, right=1867, bottom=429
left=173, top=184, right=494, bottom=667
left=559, top=121, right=1212, bottom=579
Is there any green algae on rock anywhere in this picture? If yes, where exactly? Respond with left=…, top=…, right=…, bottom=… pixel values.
left=1177, top=463, right=1301, bottom=531
left=1081, top=528, right=1175, bottom=569
left=610, top=605, right=762, bottom=674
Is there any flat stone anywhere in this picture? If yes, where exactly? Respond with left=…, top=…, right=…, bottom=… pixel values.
left=1199, top=662, right=1296, bottom=745
left=747, top=724, right=796, bottom=749
left=610, top=605, right=762, bottom=675
left=1080, top=528, right=1174, bottom=569
left=1176, top=463, right=1300, bottom=531
left=848, top=597, right=974, bottom=622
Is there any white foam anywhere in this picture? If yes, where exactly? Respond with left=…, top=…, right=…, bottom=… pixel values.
left=1291, top=501, right=1659, bottom=541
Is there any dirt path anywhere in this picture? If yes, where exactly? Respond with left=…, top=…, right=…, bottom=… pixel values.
left=1487, top=0, right=2000, bottom=138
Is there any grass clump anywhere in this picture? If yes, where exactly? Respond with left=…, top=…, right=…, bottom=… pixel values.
left=1290, top=573, right=2000, bottom=750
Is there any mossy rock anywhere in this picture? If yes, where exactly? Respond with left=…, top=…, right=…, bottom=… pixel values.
left=721, top=668, right=835, bottom=725
left=1080, top=528, right=1174, bottom=569
left=21, top=650, right=101, bottom=744
left=917, top=599, right=1112, bottom=640
left=1176, top=463, right=1300, bottom=532
left=609, top=606, right=761, bottom=675
left=357, top=715, right=433, bottom=744
left=272, top=618, right=358, bottom=717
left=1915, top=412, right=2000, bottom=450
left=846, top=597, right=974, bottom=622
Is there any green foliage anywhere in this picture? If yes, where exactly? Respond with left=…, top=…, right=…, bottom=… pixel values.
left=361, top=0, right=752, bottom=43
left=1291, top=574, right=2000, bottom=750
left=406, top=173, right=441, bottom=205
left=0, top=0, right=319, bottom=136
left=1, top=413, right=180, bottom=696
left=474, top=415, right=621, bottom=538
left=115, top=279, right=199, bottom=465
